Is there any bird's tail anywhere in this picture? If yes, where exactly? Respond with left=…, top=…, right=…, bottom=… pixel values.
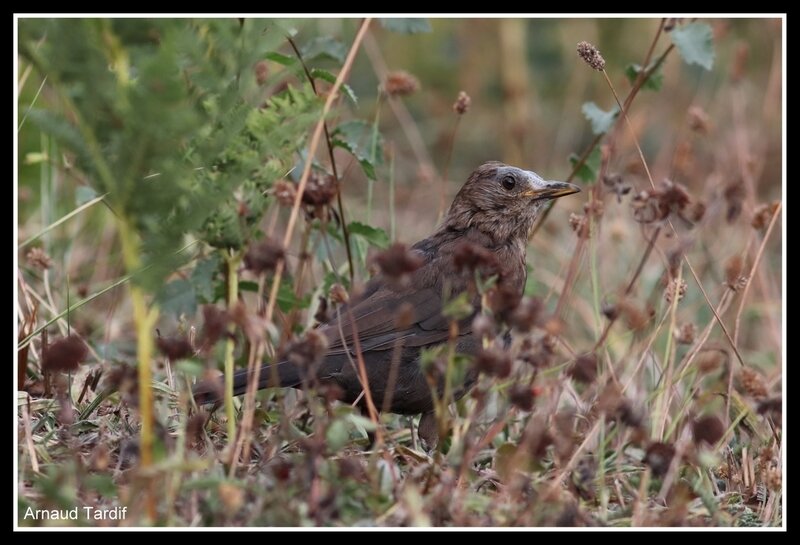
left=192, top=361, right=302, bottom=405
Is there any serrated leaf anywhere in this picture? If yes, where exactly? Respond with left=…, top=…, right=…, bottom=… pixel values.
left=309, top=68, right=358, bottom=105
left=301, top=36, right=347, bottom=63
left=624, top=63, right=664, bottom=91
left=157, top=278, right=196, bottom=317
left=582, top=102, right=619, bottom=135
left=568, top=147, right=603, bottom=184
left=671, top=22, right=715, bottom=70
left=190, top=254, right=221, bottom=303
left=380, top=18, right=432, bottom=34
left=264, top=51, right=295, bottom=66
left=332, top=120, right=383, bottom=180
left=348, top=221, right=389, bottom=249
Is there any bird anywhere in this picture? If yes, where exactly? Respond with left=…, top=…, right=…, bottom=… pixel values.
left=193, top=162, right=580, bottom=447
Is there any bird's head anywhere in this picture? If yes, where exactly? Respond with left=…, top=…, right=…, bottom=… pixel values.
left=443, top=162, right=581, bottom=245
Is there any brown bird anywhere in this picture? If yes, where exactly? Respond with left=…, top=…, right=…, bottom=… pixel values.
left=194, top=162, right=579, bottom=446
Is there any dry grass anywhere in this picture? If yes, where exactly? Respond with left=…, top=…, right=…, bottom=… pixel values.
left=16, top=18, right=782, bottom=528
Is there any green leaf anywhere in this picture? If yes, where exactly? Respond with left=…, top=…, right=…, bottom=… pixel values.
left=75, top=185, right=99, bottom=206
left=332, top=120, right=383, bottom=180
left=264, top=51, right=295, bottom=66
left=157, top=278, right=196, bottom=317
left=326, top=418, right=350, bottom=451
left=277, top=281, right=310, bottom=313
left=442, top=292, right=473, bottom=321
left=175, top=360, right=204, bottom=377
left=348, top=221, right=389, bottom=249
left=624, top=63, right=664, bottom=91
left=380, top=19, right=432, bottom=34
left=581, top=102, right=619, bottom=135
left=190, top=254, right=221, bottom=303
left=309, top=68, right=358, bottom=105
left=301, top=36, right=347, bottom=63
left=568, top=147, right=603, bottom=184
left=671, top=22, right=715, bottom=70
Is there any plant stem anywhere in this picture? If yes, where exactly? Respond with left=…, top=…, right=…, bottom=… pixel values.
left=223, top=250, right=241, bottom=445
left=118, top=216, right=158, bottom=521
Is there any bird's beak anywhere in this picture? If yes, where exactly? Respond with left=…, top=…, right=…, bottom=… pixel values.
left=522, top=181, right=582, bottom=201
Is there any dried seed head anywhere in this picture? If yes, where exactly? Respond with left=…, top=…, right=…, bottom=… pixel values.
left=569, top=213, right=589, bottom=238
left=383, top=70, right=420, bottom=97
left=105, top=363, right=138, bottom=401
left=569, top=353, right=598, bottom=384
left=576, top=41, right=606, bottom=71
left=508, top=297, right=543, bottom=332
left=372, top=243, right=424, bottom=280
left=618, top=299, right=649, bottom=331
left=724, top=255, right=748, bottom=291
left=229, top=301, right=268, bottom=342
left=603, top=173, right=632, bottom=203
left=156, top=334, right=193, bottom=361
left=329, top=283, right=349, bottom=305
left=27, top=247, right=53, bottom=270
left=452, top=240, right=500, bottom=277
left=486, top=282, right=522, bottom=322
left=645, top=442, right=676, bottom=477
left=42, top=335, right=89, bottom=373
left=244, top=237, right=285, bottom=275
left=273, top=179, right=297, bottom=206
left=738, top=367, right=768, bottom=399
left=302, top=172, right=338, bottom=206
left=751, top=201, right=780, bottom=231
left=723, top=180, right=746, bottom=223
left=453, top=91, right=471, bottom=115
left=200, top=305, right=230, bottom=350
left=509, top=384, right=536, bottom=411
left=631, top=179, right=693, bottom=224
left=254, top=60, right=269, bottom=86
left=471, top=313, right=496, bottom=340
left=693, top=415, right=724, bottom=446
left=696, top=348, right=728, bottom=374
left=688, top=106, right=712, bottom=134
left=282, top=329, right=329, bottom=370
left=474, top=347, right=512, bottom=378
left=674, top=322, right=696, bottom=345
left=664, top=277, right=687, bottom=304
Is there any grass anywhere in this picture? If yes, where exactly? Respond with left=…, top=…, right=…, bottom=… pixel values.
left=16, top=17, right=783, bottom=528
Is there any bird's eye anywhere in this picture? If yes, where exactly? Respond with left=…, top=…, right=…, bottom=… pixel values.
left=501, top=176, right=516, bottom=191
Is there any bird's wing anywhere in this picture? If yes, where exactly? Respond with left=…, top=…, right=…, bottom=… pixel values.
left=319, top=263, right=471, bottom=356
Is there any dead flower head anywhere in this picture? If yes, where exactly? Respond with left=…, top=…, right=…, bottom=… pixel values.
left=244, top=237, right=285, bottom=275
left=383, top=70, right=420, bottom=97
left=372, top=243, right=424, bottom=281
left=302, top=172, right=338, bottom=206
left=453, top=91, right=471, bottom=115
left=577, top=41, right=606, bottom=71
left=27, top=247, right=53, bottom=270
left=42, top=335, right=89, bottom=373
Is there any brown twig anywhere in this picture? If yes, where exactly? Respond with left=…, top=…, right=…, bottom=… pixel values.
left=286, top=36, right=355, bottom=285
left=263, top=19, right=371, bottom=345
